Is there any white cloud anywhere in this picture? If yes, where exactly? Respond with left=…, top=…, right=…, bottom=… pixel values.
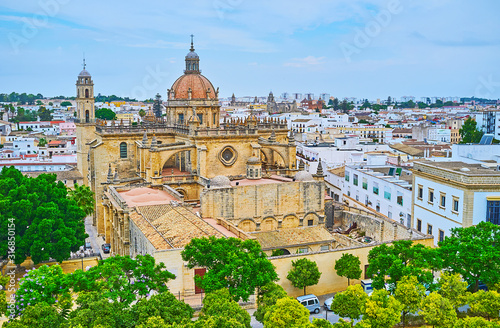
left=284, top=56, right=326, bottom=68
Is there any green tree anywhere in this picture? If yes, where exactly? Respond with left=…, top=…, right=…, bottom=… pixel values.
left=38, top=138, right=48, bottom=147
left=38, top=106, right=53, bottom=121
left=0, top=167, right=87, bottom=265
left=65, top=291, right=132, bottom=328
left=367, top=240, right=438, bottom=292
left=12, top=265, right=72, bottom=317
left=438, top=222, right=500, bottom=291
left=437, top=272, right=469, bottom=310
left=420, top=291, right=457, bottom=328
left=331, top=284, right=368, bottom=325
left=263, top=297, right=310, bottom=328
left=333, top=98, right=339, bottom=111
left=48, top=102, right=53, bottom=106
left=68, top=254, right=175, bottom=306
left=68, top=183, right=95, bottom=217
left=95, top=108, right=117, bottom=120
left=131, top=291, right=193, bottom=326
left=340, top=100, right=351, bottom=114
left=453, top=316, right=500, bottom=328
left=468, top=290, right=500, bottom=321
left=362, top=289, right=402, bottom=328
left=60, top=101, right=72, bottom=107
left=311, top=318, right=334, bottom=327
left=287, top=258, right=321, bottom=295
left=136, top=316, right=169, bottom=328
left=198, top=289, right=251, bottom=328
left=36, top=100, right=43, bottom=106
left=255, top=282, right=288, bottom=323
left=357, top=119, right=369, bottom=124
left=3, top=302, right=64, bottom=328
left=459, top=117, right=484, bottom=144
left=139, top=109, right=146, bottom=118
left=0, top=275, right=9, bottom=316
left=335, top=253, right=362, bottom=287
left=181, top=237, right=277, bottom=302
left=394, top=275, right=426, bottom=327
left=418, top=102, right=428, bottom=109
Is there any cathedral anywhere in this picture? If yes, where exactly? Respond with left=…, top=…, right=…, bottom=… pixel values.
left=75, top=39, right=325, bottom=257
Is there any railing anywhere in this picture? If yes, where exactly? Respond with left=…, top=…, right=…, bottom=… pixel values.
left=194, top=127, right=258, bottom=136
left=95, top=122, right=189, bottom=135
left=161, top=174, right=196, bottom=183
left=108, top=186, right=128, bottom=208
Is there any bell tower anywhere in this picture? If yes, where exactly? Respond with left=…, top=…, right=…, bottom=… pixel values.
left=76, top=58, right=95, bottom=122
left=75, top=58, right=96, bottom=185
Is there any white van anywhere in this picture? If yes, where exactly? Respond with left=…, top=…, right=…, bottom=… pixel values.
left=296, top=294, right=321, bottom=313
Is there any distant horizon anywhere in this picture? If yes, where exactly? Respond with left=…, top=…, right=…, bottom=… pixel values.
left=0, top=90, right=497, bottom=103
left=2, top=1, right=500, bottom=100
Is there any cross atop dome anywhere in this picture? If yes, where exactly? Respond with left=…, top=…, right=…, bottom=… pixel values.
left=185, top=34, right=200, bottom=74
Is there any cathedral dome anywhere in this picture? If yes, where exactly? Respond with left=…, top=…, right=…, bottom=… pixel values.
left=171, top=74, right=215, bottom=100
left=209, top=175, right=232, bottom=188
left=294, top=171, right=314, bottom=182
left=78, top=69, right=91, bottom=77
left=186, top=50, right=199, bottom=59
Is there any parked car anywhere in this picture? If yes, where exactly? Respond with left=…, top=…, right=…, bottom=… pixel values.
left=297, top=294, right=321, bottom=314
left=102, top=243, right=111, bottom=254
left=85, top=242, right=92, bottom=250
left=324, top=296, right=334, bottom=311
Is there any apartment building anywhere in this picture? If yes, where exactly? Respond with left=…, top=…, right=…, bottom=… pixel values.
left=412, top=160, right=500, bottom=245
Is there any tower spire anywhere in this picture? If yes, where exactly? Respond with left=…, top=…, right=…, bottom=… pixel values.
left=190, top=34, right=195, bottom=51
left=82, top=52, right=86, bottom=70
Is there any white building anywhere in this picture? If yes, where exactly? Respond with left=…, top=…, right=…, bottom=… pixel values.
left=412, top=160, right=500, bottom=245
left=343, top=165, right=413, bottom=227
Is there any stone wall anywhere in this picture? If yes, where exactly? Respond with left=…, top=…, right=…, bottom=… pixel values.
left=340, top=211, right=420, bottom=242
left=269, top=237, right=434, bottom=298
left=200, top=180, right=325, bottom=232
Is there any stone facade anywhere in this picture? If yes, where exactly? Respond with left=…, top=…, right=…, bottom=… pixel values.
left=200, top=180, right=325, bottom=232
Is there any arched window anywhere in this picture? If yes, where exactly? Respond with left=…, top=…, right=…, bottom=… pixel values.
left=120, top=142, right=127, bottom=158
left=85, top=89, right=89, bottom=98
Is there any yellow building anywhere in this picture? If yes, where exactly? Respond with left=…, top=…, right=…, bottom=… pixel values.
left=75, top=39, right=298, bottom=243
left=115, top=112, right=134, bottom=121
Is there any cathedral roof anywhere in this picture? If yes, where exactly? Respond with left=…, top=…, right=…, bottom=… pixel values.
left=171, top=73, right=215, bottom=100
left=186, top=50, right=199, bottom=59
left=78, top=69, right=91, bottom=77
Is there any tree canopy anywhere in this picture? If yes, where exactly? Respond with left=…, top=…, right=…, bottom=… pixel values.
left=459, top=116, right=484, bottom=144
left=68, top=183, right=95, bottom=217
left=438, top=221, right=500, bottom=291
left=0, top=167, right=87, bottom=265
left=263, top=297, right=310, bottom=328
left=366, top=240, right=438, bottom=292
left=362, top=289, right=403, bottom=328
left=68, top=254, right=176, bottom=306
left=394, top=275, right=426, bottom=327
left=330, top=284, right=368, bottom=324
left=254, top=282, right=288, bottom=323
left=287, top=258, right=322, bottom=295
left=335, top=253, right=362, bottom=287
left=181, top=237, right=277, bottom=302
left=419, top=291, right=457, bottom=328
left=95, top=108, right=117, bottom=120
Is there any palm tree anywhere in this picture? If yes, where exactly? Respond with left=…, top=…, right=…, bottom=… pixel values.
left=68, top=183, right=95, bottom=217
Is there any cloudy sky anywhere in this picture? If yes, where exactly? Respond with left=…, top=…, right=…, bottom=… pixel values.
left=1, top=0, right=499, bottom=100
